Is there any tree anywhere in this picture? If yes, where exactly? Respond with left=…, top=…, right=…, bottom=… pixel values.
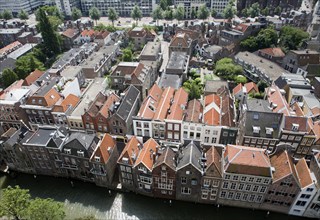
left=248, top=2, right=260, bottom=18
left=160, top=0, right=168, bottom=10
left=0, top=12, right=3, bottom=19
left=174, top=6, right=184, bottom=22
left=274, top=6, right=282, bottom=15
left=37, top=7, right=61, bottom=56
left=122, top=49, right=133, bottom=61
left=27, top=198, right=65, bottom=220
left=261, top=7, right=270, bottom=16
left=15, top=54, right=44, bottom=79
left=89, top=7, right=101, bottom=25
left=152, top=6, right=163, bottom=26
left=71, top=8, right=82, bottom=21
left=75, top=216, right=97, bottom=220
left=234, top=75, right=248, bottom=84
left=223, top=0, right=236, bottom=20
left=1, top=69, right=18, bottom=87
left=0, top=186, right=30, bottom=220
left=211, top=8, right=217, bottom=18
left=107, top=8, right=118, bottom=27
left=2, top=9, right=13, bottom=20
left=215, top=58, right=243, bottom=80
left=131, top=5, right=142, bottom=25
left=183, top=78, right=203, bottom=100
left=279, top=26, right=309, bottom=51
left=197, top=5, right=210, bottom=20
left=256, top=27, right=278, bottom=48
left=164, top=8, right=173, bottom=20
left=190, top=8, right=196, bottom=19
left=241, top=8, right=249, bottom=17
left=257, top=80, right=268, bottom=92
left=18, top=10, right=29, bottom=21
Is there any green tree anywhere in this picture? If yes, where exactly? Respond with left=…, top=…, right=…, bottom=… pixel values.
left=241, top=8, right=249, bottom=17
left=256, top=27, right=278, bottom=48
left=131, top=5, right=142, bottom=25
left=274, top=6, right=282, bottom=15
left=211, top=8, right=217, bottom=18
left=75, top=215, right=97, bottom=220
left=27, top=198, right=65, bottom=220
left=2, top=9, right=13, bottom=20
left=261, top=7, right=270, bottom=16
left=215, top=58, right=243, bottom=80
left=122, top=48, right=133, bottom=61
left=89, top=7, right=101, bottom=25
left=15, top=54, right=44, bottom=79
left=152, top=6, right=163, bottom=26
left=160, top=0, right=168, bottom=10
left=248, top=2, right=260, bottom=18
left=0, top=12, right=3, bottom=19
left=183, top=78, right=203, bottom=100
left=240, top=36, right=258, bottom=52
left=164, top=8, right=173, bottom=20
left=223, top=0, right=236, bottom=20
left=190, top=8, right=196, bottom=19
left=234, top=75, right=247, bottom=84
left=0, top=186, right=30, bottom=220
left=37, top=7, right=61, bottom=56
left=197, top=5, right=210, bottom=20
left=71, top=8, right=82, bottom=21
left=18, top=10, right=29, bottom=21
left=1, top=69, right=18, bottom=87
left=174, top=6, right=184, bottom=22
left=108, top=8, right=118, bottom=27
left=257, top=80, right=268, bottom=92
left=280, top=26, right=309, bottom=51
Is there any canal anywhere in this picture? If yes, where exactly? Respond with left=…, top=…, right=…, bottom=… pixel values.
left=0, top=173, right=303, bottom=220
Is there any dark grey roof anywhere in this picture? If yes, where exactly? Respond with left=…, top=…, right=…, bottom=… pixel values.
left=246, top=99, right=272, bottom=112
left=64, top=132, right=98, bottom=150
left=176, top=141, right=202, bottom=172
left=159, top=73, right=182, bottom=89
left=154, top=147, right=176, bottom=171
left=167, top=51, right=188, bottom=70
left=34, top=77, right=60, bottom=96
left=116, top=85, right=140, bottom=122
left=0, top=58, right=16, bottom=73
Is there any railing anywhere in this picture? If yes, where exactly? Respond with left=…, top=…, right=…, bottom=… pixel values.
left=61, top=163, right=78, bottom=170
left=90, top=168, right=106, bottom=176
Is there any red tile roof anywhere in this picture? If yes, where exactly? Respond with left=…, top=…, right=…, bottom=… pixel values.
left=134, top=138, right=159, bottom=171
left=244, top=82, right=259, bottom=94
left=167, top=88, right=188, bottom=120
left=99, top=93, right=120, bottom=118
left=259, top=48, right=285, bottom=58
left=0, top=41, right=22, bottom=56
left=266, top=85, right=291, bottom=116
left=153, top=87, right=175, bottom=121
left=62, top=28, right=79, bottom=38
left=224, top=145, right=272, bottom=177
left=233, top=83, right=243, bottom=95
left=295, top=158, right=313, bottom=188
left=95, top=30, right=110, bottom=39
left=52, top=94, right=80, bottom=113
left=283, top=116, right=308, bottom=132
left=137, top=84, right=163, bottom=119
left=90, top=133, right=116, bottom=164
left=81, top=29, right=96, bottom=37
left=203, top=94, right=221, bottom=126
left=170, top=32, right=190, bottom=48
left=270, top=150, right=298, bottom=183
left=234, top=23, right=249, bottom=33
left=184, top=99, right=203, bottom=123
left=22, top=69, right=44, bottom=86
left=118, top=136, right=142, bottom=166
left=205, top=147, right=223, bottom=177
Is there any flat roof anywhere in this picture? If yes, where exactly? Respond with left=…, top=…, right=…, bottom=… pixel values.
left=70, top=78, right=106, bottom=116
left=159, top=72, right=182, bottom=89
left=140, top=41, right=161, bottom=57
left=167, top=51, right=188, bottom=70
left=7, top=43, right=37, bottom=60
left=60, top=66, right=83, bottom=79
left=0, top=28, right=21, bottom=34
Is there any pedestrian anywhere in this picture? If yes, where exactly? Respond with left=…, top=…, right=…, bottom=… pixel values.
left=70, top=181, right=74, bottom=188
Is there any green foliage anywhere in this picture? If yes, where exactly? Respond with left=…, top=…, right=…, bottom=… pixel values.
left=211, top=9, right=217, bottom=18
left=248, top=3, right=260, bottom=18
left=234, top=75, right=248, bottom=84
left=197, top=5, right=210, bottom=20
left=160, top=0, right=168, bottom=10
left=108, top=8, right=119, bottom=26
left=0, top=186, right=30, bottom=220
left=15, top=54, right=45, bottom=79
left=27, top=198, right=65, bottom=220
left=241, top=8, right=249, bottom=17
left=0, top=12, right=3, bottom=19
left=249, top=92, right=265, bottom=99
left=183, top=79, right=203, bottom=100
left=89, top=7, right=101, bottom=24
left=75, top=215, right=97, bottom=220
left=164, top=8, right=173, bottom=20
left=274, top=6, right=281, bottom=15
left=152, top=6, right=163, bottom=26
left=72, top=8, right=82, bottom=21
left=214, top=58, right=243, bottom=80
left=122, top=49, right=133, bottom=61
left=257, top=80, right=268, bottom=92
left=223, top=0, right=236, bottom=20
left=261, top=7, right=270, bottom=16
left=131, top=5, right=142, bottom=25
left=36, top=6, right=64, bottom=21
left=279, top=26, right=309, bottom=51
left=18, top=10, right=29, bottom=21
left=240, top=36, right=258, bottom=52
left=191, top=8, right=197, bottom=19
left=2, top=9, right=13, bottom=20
left=1, top=68, right=18, bottom=87
left=174, top=6, right=185, bottom=21
left=0, top=186, right=65, bottom=220
left=37, top=7, right=61, bottom=57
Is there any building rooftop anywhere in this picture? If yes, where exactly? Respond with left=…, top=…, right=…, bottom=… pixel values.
left=59, top=66, right=82, bottom=79
left=7, top=43, right=37, bottom=60
left=204, top=80, right=228, bottom=94
left=134, top=138, right=159, bottom=171
left=140, top=41, right=161, bottom=58
left=23, top=69, right=45, bottom=86
left=167, top=88, right=188, bottom=120
left=116, top=85, right=140, bottom=122
left=246, top=99, right=272, bottom=112
left=176, top=141, right=202, bottom=173
left=153, top=147, right=176, bottom=171
left=158, top=73, right=182, bottom=89
left=90, top=133, right=116, bottom=164
left=0, top=28, right=21, bottom=34
left=266, top=85, right=292, bottom=116
left=184, top=99, right=203, bottom=123
left=117, top=136, right=142, bottom=166
left=51, top=48, right=83, bottom=69
left=270, top=150, right=298, bottom=183
left=258, top=47, right=285, bottom=58
left=166, top=51, right=188, bottom=70
left=0, top=41, right=22, bottom=57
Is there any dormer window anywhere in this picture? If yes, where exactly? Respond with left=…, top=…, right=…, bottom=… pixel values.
left=64, top=149, right=71, bottom=154
left=266, top=127, right=273, bottom=136
left=292, top=123, right=299, bottom=131
left=253, top=126, right=260, bottom=134
left=77, top=150, right=84, bottom=157
left=95, top=156, right=100, bottom=162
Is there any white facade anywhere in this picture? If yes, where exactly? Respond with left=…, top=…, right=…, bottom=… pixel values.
left=133, top=119, right=152, bottom=138
left=174, top=0, right=210, bottom=19
left=55, top=0, right=81, bottom=16
left=203, top=125, right=222, bottom=146
left=211, top=0, right=230, bottom=16
left=304, top=188, right=320, bottom=218
left=182, top=122, right=204, bottom=143
left=289, top=173, right=318, bottom=216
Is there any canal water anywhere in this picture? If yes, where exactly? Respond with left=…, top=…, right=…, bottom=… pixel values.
left=0, top=173, right=303, bottom=220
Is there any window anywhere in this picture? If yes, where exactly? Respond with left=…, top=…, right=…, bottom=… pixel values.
left=181, top=177, right=187, bottom=184
left=227, top=192, right=234, bottom=199
left=225, top=174, right=231, bottom=180
left=260, top=186, right=267, bottom=193
left=181, top=187, right=191, bottom=195
left=191, top=179, right=198, bottom=185
left=77, top=151, right=84, bottom=157
left=64, top=149, right=71, bottom=154
left=253, top=113, right=259, bottom=120
left=222, top=182, right=229, bottom=189
left=307, top=188, right=314, bottom=192
left=203, top=179, right=211, bottom=187
left=95, top=156, right=100, bottom=162
left=252, top=185, right=259, bottom=192
left=256, top=178, right=262, bottom=183
left=296, top=200, right=307, bottom=207
left=212, top=180, right=219, bottom=187
left=245, top=184, right=252, bottom=191
left=240, top=176, right=247, bottom=182
left=235, top=192, right=241, bottom=200
left=248, top=177, right=254, bottom=182
left=238, top=183, right=245, bottom=190
left=230, top=183, right=237, bottom=190
left=233, top=175, right=239, bottom=181
left=242, top=194, right=249, bottom=201
left=220, top=191, right=227, bottom=198
left=249, top=194, right=255, bottom=202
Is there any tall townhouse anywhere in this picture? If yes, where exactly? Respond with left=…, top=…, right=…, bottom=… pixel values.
left=237, top=99, right=283, bottom=152
left=174, top=0, right=210, bottom=19
left=0, top=127, right=35, bottom=174
left=200, top=146, right=223, bottom=204
left=261, top=150, right=301, bottom=213
left=152, top=147, right=176, bottom=199
left=21, top=127, right=67, bottom=176
left=218, top=145, right=273, bottom=209
left=107, top=85, right=141, bottom=136
left=133, top=138, right=159, bottom=196
left=0, top=80, right=31, bottom=132
left=117, top=136, right=143, bottom=192
left=165, top=88, right=188, bottom=146
left=289, top=158, right=318, bottom=216
left=89, top=133, right=119, bottom=187
left=82, top=92, right=120, bottom=133
left=304, top=152, right=320, bottom=218
left=60, top=132, right=99, bottom=181
left=175, top=141, right=203, bottom=203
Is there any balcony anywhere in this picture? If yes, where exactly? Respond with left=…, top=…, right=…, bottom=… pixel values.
left=61, top=163, right=78, bottom=170
left=90, top=167, right=106, bottom=176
